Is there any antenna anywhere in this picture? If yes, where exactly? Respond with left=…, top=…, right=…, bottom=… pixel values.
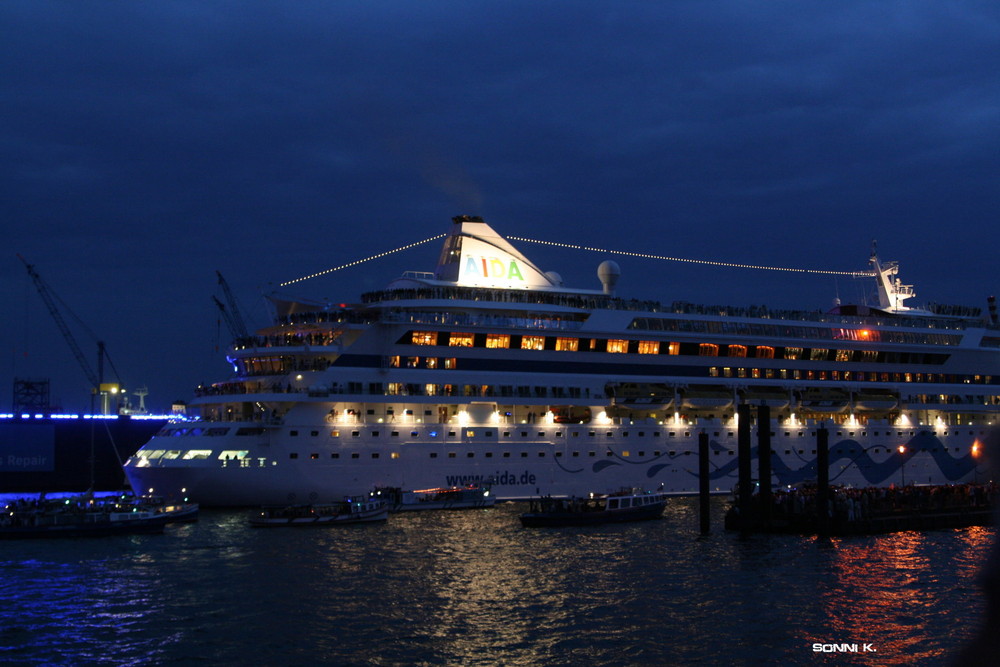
left=132, top=386, right=149, bottom=414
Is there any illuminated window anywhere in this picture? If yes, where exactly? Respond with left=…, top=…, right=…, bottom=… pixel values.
left=709, top=367, right=719, bottom=377
left=755, top=346, right=774, bottom=359
left=444, top=358, right=457, bottom=369
left=522, top=336, right=545, bottom=350
left=388, top=383, right=405, bottom=395
left=667, top=342, right=680, bottom=355
left=425, top=357, right=438, bottom=369
left=606, top=339, right=628, bottom=353
left=699, top=343, right=719, bottom=357
left=486, top=334, right=510, bottom=349
left=727, top=345, right=747, bottom=358
left=555, top=337, right=579, bottom=351
left=425, top=384, right=439, bottom=396
left=406, top=357, right=419, bottom=368
left=412, top=331, right=438, bottom=346
left=638, top=341, right=659, bottom=354
left=784, top=347, right=802, bottom=360
left=810, top=349, right=828, bottom=361
left=388, top=356, right=400, bottom=367
left=449, top=333, right=474, bottom=347
left=835, top=350, right=851, bottom=362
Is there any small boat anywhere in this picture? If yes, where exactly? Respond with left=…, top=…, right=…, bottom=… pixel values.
left=519, top=489, right=668, bottom=527
left=125, top=494, right=200, bottom=523
left=370, top=484, right=495, bottom=511
left=0, top=493, right=171, bottom=539
left=248, top=498, right=387, bottom=527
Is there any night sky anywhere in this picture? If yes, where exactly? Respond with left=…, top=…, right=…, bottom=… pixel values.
left=4, top=1, right=1000, bottom=414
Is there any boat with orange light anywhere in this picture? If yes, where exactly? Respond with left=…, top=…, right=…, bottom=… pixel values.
left=370, top=484, right=495, bottom=511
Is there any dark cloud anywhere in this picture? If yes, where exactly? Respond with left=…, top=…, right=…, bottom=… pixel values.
left=3, top=0, right=999, bottom=411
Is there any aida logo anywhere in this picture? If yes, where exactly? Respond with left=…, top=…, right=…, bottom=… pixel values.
left=463, top=256, right=525, bottom=282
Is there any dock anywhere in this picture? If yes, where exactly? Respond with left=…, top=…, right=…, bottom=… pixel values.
left=724, top=482, right=996, bottom=536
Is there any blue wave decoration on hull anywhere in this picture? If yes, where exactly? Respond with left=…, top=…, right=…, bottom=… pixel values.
left=646, top=464, right=670, bottom=478
left=566, top=430, right=978, bottom=488
left=674, top=430, right=977, bottom=487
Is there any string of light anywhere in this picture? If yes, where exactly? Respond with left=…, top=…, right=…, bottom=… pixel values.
left=279, top=234, right=447, bottom=287
left=280, top=230, right=874, bottom=287
left=507, top=236, right=875, bottom=277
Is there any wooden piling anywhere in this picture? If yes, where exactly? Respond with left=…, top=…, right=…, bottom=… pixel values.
left=816, top=425, right=830, bottom=538
left=737, top=403, right=752, bottom=537
left=699, top=431, right=710, bottom=534
left=757, top=404, right=772, bottom=527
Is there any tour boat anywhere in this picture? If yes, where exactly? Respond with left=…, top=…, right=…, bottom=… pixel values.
left=519, top=489, right=669, bottom=527
left=248, top=498, right=387, bottom=527
left=0, top=493, right=170, bottom=538
left=370, top=484, right=495, bottom=511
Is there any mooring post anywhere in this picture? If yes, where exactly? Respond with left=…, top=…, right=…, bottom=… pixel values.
left=757, top=404, right=772, bottom=527
left=816, top=424, right=830, bottom=538
left=737, top=403, right=753, bottom=536
left=699, top=430, right=710, bottom=534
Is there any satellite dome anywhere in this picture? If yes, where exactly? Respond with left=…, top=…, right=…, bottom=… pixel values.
left=598, top=260, right=621, bottom=295
left=544, top=271, right=563, bottom=286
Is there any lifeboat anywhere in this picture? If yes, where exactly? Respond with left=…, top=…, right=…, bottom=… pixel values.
left=681, top=386, right=734, bottom=410
left=739, top=387, right=790, bottom=409
left=551, top=406, right=593, bottom=424
left=607, top=382, right=674, bottom=410
left=798, top=388, right=850, bottom=413
left=852, top=390, right=899, bottom=412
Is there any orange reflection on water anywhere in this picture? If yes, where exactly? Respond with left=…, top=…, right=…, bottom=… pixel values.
left=805, top=527, right=994, bottom=665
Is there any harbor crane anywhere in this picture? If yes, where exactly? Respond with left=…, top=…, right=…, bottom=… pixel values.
left=18, top=254, right=123, bottom=414
left=215, top=270, right=250, bottom=340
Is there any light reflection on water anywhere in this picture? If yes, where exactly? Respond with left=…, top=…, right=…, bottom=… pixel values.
left=0, top=498, right=992, bottom=666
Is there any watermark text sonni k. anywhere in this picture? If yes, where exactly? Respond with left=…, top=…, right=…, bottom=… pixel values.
left=813, top=643, right=876, bottom=653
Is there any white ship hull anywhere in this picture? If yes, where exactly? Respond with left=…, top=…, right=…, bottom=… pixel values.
left=124, top=417, right=989, bottom=506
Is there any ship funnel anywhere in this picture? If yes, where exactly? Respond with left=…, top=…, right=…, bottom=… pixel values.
left=598, top=260, right=621, bottom=296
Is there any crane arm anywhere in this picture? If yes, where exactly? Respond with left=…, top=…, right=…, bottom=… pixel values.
left=17, top=254, right=100, bottom=390
left=216, top=271, right=250, bottom=339
left=212, top=295, right=243, bottom=341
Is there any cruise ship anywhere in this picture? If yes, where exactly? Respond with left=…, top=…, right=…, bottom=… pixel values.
left=124, top=216, right=1000, bottom=506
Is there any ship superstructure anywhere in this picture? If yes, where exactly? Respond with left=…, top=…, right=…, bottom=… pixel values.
left=124, top=216, right=1000, bottom=506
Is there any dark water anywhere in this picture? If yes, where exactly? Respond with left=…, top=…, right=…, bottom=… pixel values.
left=0, top=497, right=992, bottom=666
